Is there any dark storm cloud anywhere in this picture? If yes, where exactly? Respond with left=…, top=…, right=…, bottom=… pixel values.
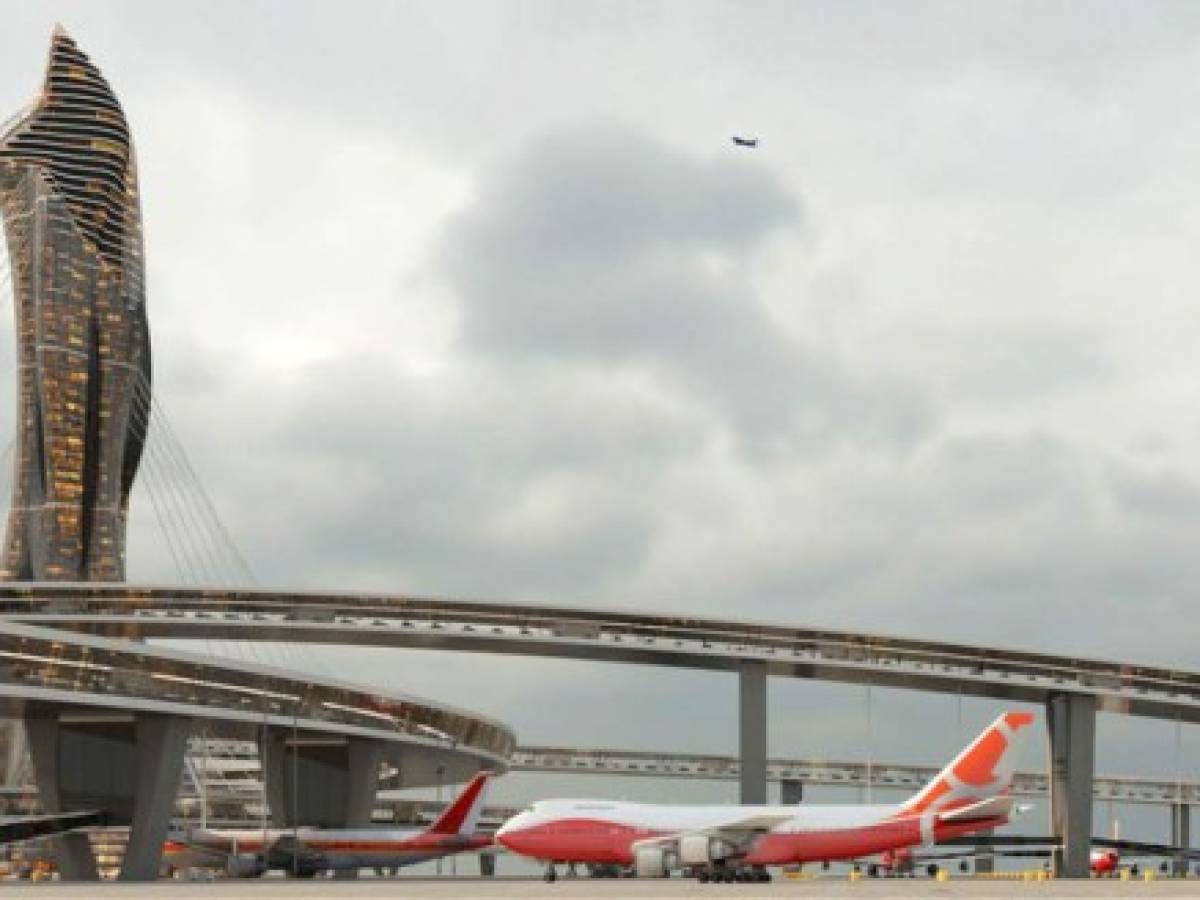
left=441, top=128, right=934, bottom=452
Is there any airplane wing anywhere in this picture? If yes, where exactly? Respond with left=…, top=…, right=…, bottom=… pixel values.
left=0, top=811, right=107, bottom=843
left=631, top=814, right=793, bottom=854
left=939, top=834, right=1051, bottom=847
left=712, top=814, right=794, bottom=833
left=940, top=833, right=1200, bottom=861
left=1094, top=837, right=1200, bottom=860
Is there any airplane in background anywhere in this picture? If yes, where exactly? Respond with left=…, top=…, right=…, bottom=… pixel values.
left=731, top=135, right=758, bottom=148
left=164, top=770, right=494, bottom=878
left=497, top=711, right=1034, bottom=882
left=1091, top=848, right=1120, bottom=876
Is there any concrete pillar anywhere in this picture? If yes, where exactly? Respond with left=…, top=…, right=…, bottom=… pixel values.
left=24, top=710, right=191, bottom=882
left=344, top=738, right=384, bottom=827
left=260, top=730, right=383, bottom=829
left=974, top=828, right=995, bottom=874
left=780, top=778, right=803, bottom=805
left=1171, top=802, right=1190, bottom=877
left=1046, top=693, right=1096, bottom=878
left=332, top=738, right=384, bottom=880
left=23, top=716, right=99, bottom=881
left=119, top=714, right=191, bottom=881
left=739, top=661, right=767, bottom=805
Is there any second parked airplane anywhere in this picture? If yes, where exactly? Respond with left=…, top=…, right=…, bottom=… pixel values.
left=165, top=770, right=495, bottom=878
left=496, top=711, right=1034, bottom=882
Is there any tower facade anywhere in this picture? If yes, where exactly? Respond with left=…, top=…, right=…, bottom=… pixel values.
left=0, top=28, right=150, bottom=581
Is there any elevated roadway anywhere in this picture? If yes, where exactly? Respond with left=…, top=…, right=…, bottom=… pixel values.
left=4, top=581, right=1197, bottom=877
left=0, top=618, right=513, bottom=879
left=0, top=620, right=513, bottom=773
left=2, top=583, right=1194, bottom=720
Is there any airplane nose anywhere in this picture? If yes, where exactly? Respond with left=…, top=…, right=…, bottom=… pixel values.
left=494, top=816, right=527, bottom=853
left=495, top=829, right=518, bottom=853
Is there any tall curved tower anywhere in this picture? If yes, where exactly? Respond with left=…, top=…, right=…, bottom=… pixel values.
left=0, top=27, right=150, bottom=581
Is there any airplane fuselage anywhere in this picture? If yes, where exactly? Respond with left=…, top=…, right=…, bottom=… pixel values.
left=166, top=827, right=492, bottom=873
left=496, top=799, right=1005, bottom=867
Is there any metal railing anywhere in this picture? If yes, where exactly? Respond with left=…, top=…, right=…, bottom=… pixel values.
left=0, top=620, right=515, bottom=767
left=5, top=583, right=1200, bottom=724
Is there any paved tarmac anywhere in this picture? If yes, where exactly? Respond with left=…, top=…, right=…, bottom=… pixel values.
left=6, top=878, right=1200, bottom=899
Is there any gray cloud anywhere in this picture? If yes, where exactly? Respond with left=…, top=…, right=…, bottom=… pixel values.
left=6, top=1, right=1200, bottom=812
left=441, top=127, right=934, bottom=452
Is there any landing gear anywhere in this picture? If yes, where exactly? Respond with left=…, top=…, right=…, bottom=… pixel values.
left=693, top=865, right=770, bottom=883
left=544, top=864, right=557, bottom=883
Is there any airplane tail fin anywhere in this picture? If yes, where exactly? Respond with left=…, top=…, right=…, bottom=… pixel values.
left=429, top=770, right=494, bottom=835
left=899, top=711, right=1034, bottom=817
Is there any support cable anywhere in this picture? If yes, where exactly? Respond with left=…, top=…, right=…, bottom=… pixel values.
left=132, top=378, right=227, bottom=584
left=141, top=376, right=256, bottom=584
left=131, top=376, right=288, bottom=669
left=128, top=382, right=209, bottom=585
left=864, top=685, right=873, bottom=805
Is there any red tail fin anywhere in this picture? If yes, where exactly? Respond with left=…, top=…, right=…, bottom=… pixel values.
left=900, top=711, right=1034, bottom=817
left=429, top=771, right=494, bottom=835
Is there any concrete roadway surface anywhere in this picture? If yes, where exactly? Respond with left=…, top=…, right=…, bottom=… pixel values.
left=6, top=879, right=1200, bottom=898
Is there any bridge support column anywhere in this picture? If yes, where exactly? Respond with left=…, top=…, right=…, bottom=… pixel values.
left=1046, top=693, right=1095, bottom=879
left=120, top=715, right=192, bottom=881
left=739, top=660, right=767, bottom=805
left=332, top=738, right=384, bottom=880
left=25, top=709, right=191, bottom=882
left=261, top=728, right=383, bottom=830
left=780, top=778, right=803, bottom=805
left=1171, top=802, right=1190, bottom=877
left=24, top=716, right=99, bottom=881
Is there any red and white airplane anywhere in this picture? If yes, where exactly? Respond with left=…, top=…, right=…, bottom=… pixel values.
left=165, top=770, right=495, bottom=878
left=1091, top=848, right=1120, bottom=876
left=497, top=711, right=1034, bottom=882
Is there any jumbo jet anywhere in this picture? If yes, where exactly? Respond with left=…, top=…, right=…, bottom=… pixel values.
left=497, top=711, right=1033, bottom=882
left=165, top=770, right=494, bottom=878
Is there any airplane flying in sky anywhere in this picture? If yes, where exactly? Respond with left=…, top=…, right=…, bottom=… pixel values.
left=496, top=711, right=1034, bottom=882
left=731, top=135, right=758, bottom=148
left=165, top=770, right=494, bottom=878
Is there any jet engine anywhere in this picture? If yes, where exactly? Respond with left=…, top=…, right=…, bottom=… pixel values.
left=633, top=846, right=678, bottom=878
left=679, top=834, right=737, bottom=865
left=225, top=853, right=266, bottom=878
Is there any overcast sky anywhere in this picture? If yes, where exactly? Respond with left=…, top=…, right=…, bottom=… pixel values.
left=5, top=1, right=1200, bottom=830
